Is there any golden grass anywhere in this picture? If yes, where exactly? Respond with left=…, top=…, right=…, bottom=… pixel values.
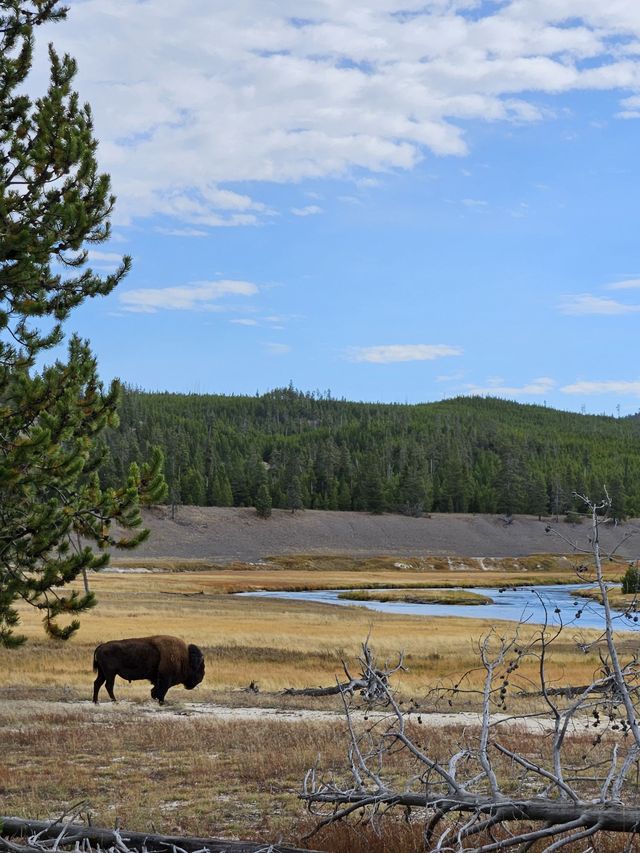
left=2, top=558, right=637, bottom=850
left=0, top=564, right=624, bottom=701
left=572, top=585, right=640, bottom=614
left=338, top=588, right=494, bottom=605
left=108, top=551, right=613, bottom=584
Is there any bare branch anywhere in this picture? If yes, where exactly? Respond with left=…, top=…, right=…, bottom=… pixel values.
left=302, top=494, right=640, bottom=850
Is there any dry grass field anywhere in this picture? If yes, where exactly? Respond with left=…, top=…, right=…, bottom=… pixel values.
left=1, top=698, right=628, bottom=852
left=1, top=554, right=625, bottom=697
left=1, top=554, right=635, bottom=850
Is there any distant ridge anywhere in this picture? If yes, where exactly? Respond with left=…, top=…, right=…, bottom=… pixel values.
left=102, top=388, right=640, bottom=518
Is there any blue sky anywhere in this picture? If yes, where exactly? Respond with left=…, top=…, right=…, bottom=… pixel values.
left=37, top=0, right=640, bottom=414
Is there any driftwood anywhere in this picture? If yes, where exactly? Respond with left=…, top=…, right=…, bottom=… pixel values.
left=284, top=642, right=404, bottom=699
left=283, top=678, right=373, bottom=697
left=518, top=683, right=612, bottom=698
left=0, top=817, right=320, bottom=853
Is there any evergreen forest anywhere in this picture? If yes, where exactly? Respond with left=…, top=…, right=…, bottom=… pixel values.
left=101, top=387, right=640, bottom=519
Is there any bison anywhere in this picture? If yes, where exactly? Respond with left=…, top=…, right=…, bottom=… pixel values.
left=92, top=635, right=205, bottom=705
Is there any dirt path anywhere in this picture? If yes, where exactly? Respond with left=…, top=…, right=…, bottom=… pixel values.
left=1, top=698, right=582, bottom=734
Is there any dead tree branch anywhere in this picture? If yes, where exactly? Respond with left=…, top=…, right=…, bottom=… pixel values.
left=284, top=642, right=405, bottom=700
left=301, top=494, right=640, bottom=851
left=0, top=817, right=320, bottom=853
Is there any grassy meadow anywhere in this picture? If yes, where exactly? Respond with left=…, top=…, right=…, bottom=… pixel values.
left=0, top=552, right=627, bottom=698
left=1, top=553, right=635, bottom=850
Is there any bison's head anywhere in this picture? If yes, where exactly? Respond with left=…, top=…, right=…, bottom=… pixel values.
left=184, top=643, right=205, bottom=689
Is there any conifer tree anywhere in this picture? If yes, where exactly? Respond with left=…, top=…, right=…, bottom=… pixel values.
left=286, top=475, right=303, bottom=514
left=0, top=1, right=166, bottom=646
left=359, top=455, right=385, bottom=514
left=255, top=482, right=272, bottom=519
left=609, top=477, right=627, bottom=523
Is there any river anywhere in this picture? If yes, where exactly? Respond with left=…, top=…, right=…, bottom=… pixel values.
left=240, top=584, right=640, bottom=631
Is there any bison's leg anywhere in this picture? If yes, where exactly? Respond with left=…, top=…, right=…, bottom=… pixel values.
left=92, top=669, right=106, bottom=704
left=105, top=674, right=117, bottom=702
left=154, top=675, right=170, bottom=705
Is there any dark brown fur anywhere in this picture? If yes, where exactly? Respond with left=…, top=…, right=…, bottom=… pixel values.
left=92, top=635, right=205, bottom=704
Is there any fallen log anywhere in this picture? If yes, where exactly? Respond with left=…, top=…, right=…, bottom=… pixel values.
left=517, top=683, right=613, bottom=698
left=302, top=791, right=640, bottom=834
left=0, top=817, right=320, bottom=853
left=283, top=677, right=369, bottom=697
left=284, top=643, right=404, bottom=698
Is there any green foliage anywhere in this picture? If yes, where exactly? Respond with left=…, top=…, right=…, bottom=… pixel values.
left=255, top=483, right=272, bottom=519
left=622, top=564, right=640, bottom=595
left=286, top=475, right=303, bottom=514
left=564, top=511, right=583, bottom=525
left=102, top=388, right=640, bottom=519
left=0, top=2, right=166, bottom=646
left=609, top=477, right=627, bottom=522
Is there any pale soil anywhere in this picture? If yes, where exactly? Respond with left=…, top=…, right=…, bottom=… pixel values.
left=123, top=506, right=640, bottom=562
left=0, top=698, right=582, bottom=734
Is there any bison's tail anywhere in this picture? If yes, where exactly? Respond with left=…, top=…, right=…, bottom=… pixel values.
left=93, top=648, right=99, bottom=672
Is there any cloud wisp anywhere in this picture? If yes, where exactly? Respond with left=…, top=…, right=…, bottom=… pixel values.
left=291, top=205, right=323, bottom=217
left=462, top=377, right=556, bottom=397
left=561, top=379, right=640, bottom=396
left=119, top=279, right=259, bottom=313
left=348, top=344, right=462, bottom=364
left=605, top=278, right=640, bottom=291
left=558, top=294, right=640, bottom=316
left=265, top=342, right=291, bottom=355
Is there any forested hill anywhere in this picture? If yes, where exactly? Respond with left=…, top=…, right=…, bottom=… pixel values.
left=100, top=387, right=640, bottom=518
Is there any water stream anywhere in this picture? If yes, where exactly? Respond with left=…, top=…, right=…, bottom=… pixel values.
left=240, top=584, right=640, bottom=631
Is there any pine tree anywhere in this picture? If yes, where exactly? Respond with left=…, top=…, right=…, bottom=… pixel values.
left=286, top=475, right=303, bottom=514
left=360, top=456, right=385, bottom=514
left=213, top=468, right=234, bottom=506
left=337, top=479, right=352, bottom=511
left=181, top=466, right=206, bottom=505
left=255, top=482, right=272, bottom=519
left=397, top=465, right=426, bottom=517
left=0, top=2, right=166, bottom=646
left=526, top=471, right=549, bottom=519
left=495, top=449, right=526, bottom=516
left=609, top=478, right=627, bottom=524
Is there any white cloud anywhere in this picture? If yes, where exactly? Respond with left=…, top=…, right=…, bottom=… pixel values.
left=87, top=250, right=125, bottom=263
left=291, top=205, right=323, bottom=216
left=262, top=314, right=292, bottom=325
left=231, top=315, right=290, bottom=328
left=617, top=95, right=640, bottom=118
left=605, top=278, right=640, bottom=291
left=561, top=379, right=640, bottom=396
left=348, top=344, right=462, bottom=363
left=120, top=279, right=259, bottom=313
left=155, top=226, right=209, bottom=238
left=34, top=1, right=640, bottom=229
left=464, top=377, right=556, bottom=396
left=265, top=342, right=291, bottom=355
left=558, top=294, right=640, bottom=315
left=462, top=198, right=488, bottom=208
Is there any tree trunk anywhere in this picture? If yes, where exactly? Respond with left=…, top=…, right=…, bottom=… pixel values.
left=0, top=817, right=321, bottom=853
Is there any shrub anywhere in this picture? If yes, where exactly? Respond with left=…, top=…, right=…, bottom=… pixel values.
left=564, top=511, right=583, bottom=524
left=622, top=564, right=640, bottom=594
